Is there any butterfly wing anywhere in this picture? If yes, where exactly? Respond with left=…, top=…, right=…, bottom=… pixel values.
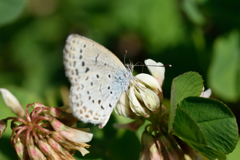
left=63, top=34, right=132, bottom=128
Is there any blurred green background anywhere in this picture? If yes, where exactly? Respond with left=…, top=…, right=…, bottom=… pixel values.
left=0, top=0, right=239, bottom=159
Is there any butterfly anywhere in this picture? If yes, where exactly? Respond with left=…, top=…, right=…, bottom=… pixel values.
left=63, top=34, right=133, bottom=128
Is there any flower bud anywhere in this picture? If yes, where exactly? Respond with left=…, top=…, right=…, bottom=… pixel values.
left=164, top=133, right=184, bottom=160
left=144, top=59, right=165, bottom=86
left=141, top=131, right=164, bottom=160
left=0, top=88, right=24, bottom=117
left=129, top=86, right=150, bottom=117
left=50, top=118, right=93, bottom=143
left=140, top=146, right=150, bottom=160
left=28, top=145, right=47, bottom=160
left=140, top=131, right=151, bottom=160
left=0, top=119, right=7, bottom=138
left=48, top=107, right=78, bottom=126
left=155, top=137, right=169, bottom=159
left=27, top=137, right=46, bottom=160
left=47, top=136, right=74, bottom=160
left=159, top=134, right=181, bottom=160
left=51, top=131, right=90, bottom=156
left=147, top=134, right=163, bottom=159
left=37, top=140, right=61, bottom=160
left=115, top=92, right=135, bottom=119
left=14, top=140, right=24, bottom=159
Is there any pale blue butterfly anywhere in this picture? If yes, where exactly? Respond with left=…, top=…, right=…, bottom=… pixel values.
left=63, top=34, right=133, bottom=128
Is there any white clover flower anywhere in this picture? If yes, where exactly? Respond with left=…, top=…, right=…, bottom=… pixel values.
left=115, top=59, right=165, bottom=119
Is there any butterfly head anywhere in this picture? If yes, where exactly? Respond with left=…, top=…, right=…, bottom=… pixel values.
left=125, top=63, right=135, bottom=73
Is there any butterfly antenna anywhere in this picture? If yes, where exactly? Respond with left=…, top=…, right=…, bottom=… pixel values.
left=134, top=63, right=172, bottom=68
left=134, top=62, right=145, bottom=72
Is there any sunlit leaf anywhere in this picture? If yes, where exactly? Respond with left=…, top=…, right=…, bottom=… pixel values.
left=168, top=72, right=203, bottom=132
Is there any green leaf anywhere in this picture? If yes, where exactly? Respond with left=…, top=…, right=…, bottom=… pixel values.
left=0, top=0, right=26, bottom=26
left=173, top=97, right=238, bottom=159
left=168, top=72, right=203, bottom=132
left=173, top=107, right=207, bottom=145
left=208, top=30, right=240, bottom=102
left=190, top=143, right=226, bottom=160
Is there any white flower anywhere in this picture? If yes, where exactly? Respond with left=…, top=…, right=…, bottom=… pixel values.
left=115, top=59, right=165, bottom=119
left=200, top=87, right=212, bottom=98
left=144, top=59, right=165, bottom=86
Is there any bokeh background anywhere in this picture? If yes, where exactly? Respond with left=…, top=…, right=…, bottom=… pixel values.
left=0, top=0, right=239, bottom=159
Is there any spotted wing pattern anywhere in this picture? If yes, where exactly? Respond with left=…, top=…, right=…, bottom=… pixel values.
left=63, top=34, right=132, bottom=128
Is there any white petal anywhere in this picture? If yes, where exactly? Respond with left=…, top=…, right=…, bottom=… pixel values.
left=200, top=88, right=212, bottom=98
left=0, top=88, right=24, bottom=117
left=144, top=59, right=165, bottom=86
left=129, top=86, right=150, bottom=117
left=138, top=86, right=160, bottom=112
left=135, top=73, right=161, bottom=93
left=115, top=92, right=135, bottom=119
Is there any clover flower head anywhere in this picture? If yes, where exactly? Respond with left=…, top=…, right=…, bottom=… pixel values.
left=115, top=59, right=165, bottom=118
left=0, top=90, right=93, bottom=159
